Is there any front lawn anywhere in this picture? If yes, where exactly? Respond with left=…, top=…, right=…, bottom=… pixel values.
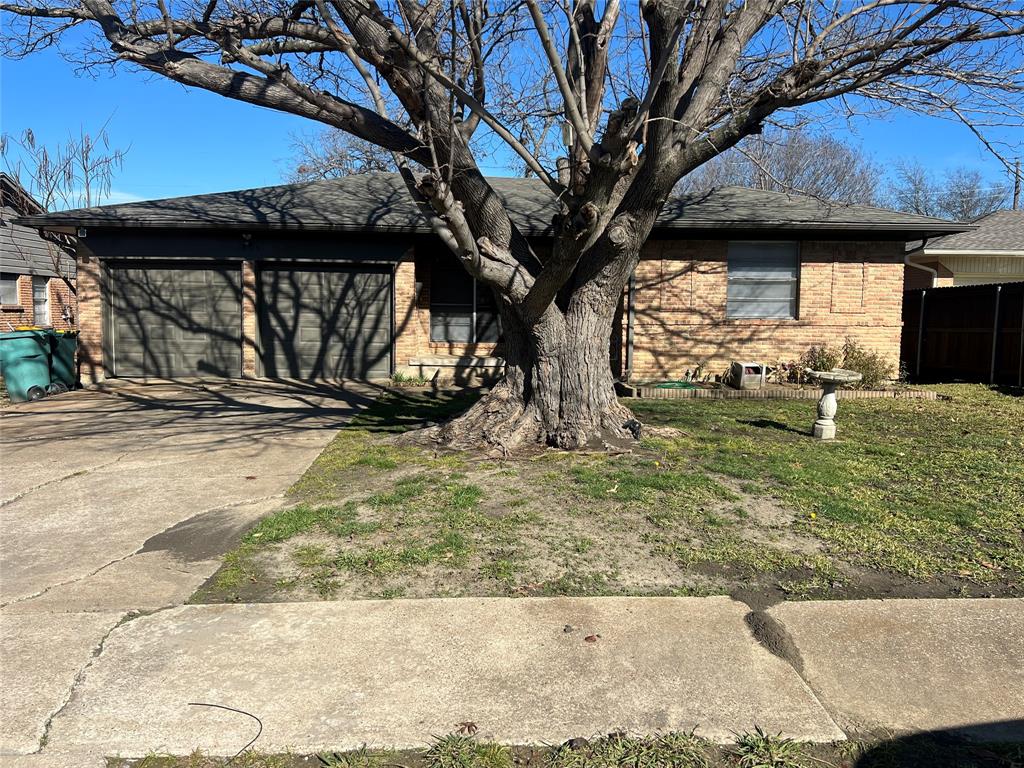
left=193, top=384, right=1022, bottom=605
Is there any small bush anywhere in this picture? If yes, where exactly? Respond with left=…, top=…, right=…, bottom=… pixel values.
left=390, top=370, right=429, bottom=387
left=840, top=338, right=893, bottom=389
left=785, top=339, right=893, bottom=388
left=800, top=344, right=842, bottom=374
left=778, top=345, right=841, bottom=384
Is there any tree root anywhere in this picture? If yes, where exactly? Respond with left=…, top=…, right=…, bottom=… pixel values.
left=421, top=384, right=639, bottom=454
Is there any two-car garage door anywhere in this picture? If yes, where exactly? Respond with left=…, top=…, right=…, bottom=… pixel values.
left=107, top=262, right=392, bottom=379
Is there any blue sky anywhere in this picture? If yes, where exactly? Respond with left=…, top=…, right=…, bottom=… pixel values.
left=2, top=45, right=1018, bottom=208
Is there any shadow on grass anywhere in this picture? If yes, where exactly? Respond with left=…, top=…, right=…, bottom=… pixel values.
left=737, top=417, right=809, bottom=436
left=990, top=385, right=1023, bottom=398
left=854, top=721, right=1024, bottom=768
left=346, top=387, right=483, bottom=434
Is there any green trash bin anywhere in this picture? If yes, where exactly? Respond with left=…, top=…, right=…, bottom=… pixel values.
left=49, top=330, right=78, bottom=390
left=0, top=331, right=51, bottom=402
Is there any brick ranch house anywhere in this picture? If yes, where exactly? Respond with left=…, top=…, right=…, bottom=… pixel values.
left=1, top=173, right=77, bottom=331
left=16, top=173, right=967, bottom=386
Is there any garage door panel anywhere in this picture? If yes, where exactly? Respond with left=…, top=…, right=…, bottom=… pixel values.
left=110, top=263, right=242, bottom=378
left=260, top=266, right=392, bottom=379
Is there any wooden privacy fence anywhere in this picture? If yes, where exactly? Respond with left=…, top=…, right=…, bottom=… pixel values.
left=902, top=281, right=1024, bottom=386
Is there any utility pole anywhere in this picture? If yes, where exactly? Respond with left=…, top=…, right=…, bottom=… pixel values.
left=1014, top=157, right=1021, bottom=210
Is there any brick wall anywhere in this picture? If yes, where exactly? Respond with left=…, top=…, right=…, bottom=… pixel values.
left=70, top=238, right=906, bottom=386
left=627, top=239, right=906, bottom=381
left=75, top=258, right=105, bottom=385
left=1, top=274, right=76, bottom=330
left=241, top=260, right=258, bottom=377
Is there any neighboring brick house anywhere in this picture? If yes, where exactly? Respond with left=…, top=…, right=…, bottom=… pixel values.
left=904, top=209, right=1024, bottom=290
left=1, top=173, right=77, bottom=331
left=17, top=174, right=966, bottom=386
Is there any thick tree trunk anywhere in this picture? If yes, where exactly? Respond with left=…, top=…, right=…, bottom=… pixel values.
left=438, top=252, right=637, bottom=452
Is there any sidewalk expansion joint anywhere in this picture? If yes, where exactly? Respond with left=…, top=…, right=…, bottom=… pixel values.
left=743, top=609, right=805, bottom=675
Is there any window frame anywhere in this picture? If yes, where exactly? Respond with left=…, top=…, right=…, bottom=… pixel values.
left=32, top=275, right=50, bottom=324
left=0, top=273, right=19, bottom=306
left=429, top=261, right=500, bottom=344
left=725, top=240, right=801, bottom=320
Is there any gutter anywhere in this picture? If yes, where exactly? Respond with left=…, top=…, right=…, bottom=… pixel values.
left=905, top=238, right=937, bottom=288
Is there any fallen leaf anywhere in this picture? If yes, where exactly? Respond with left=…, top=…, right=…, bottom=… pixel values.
left=584, top=634, right=601, bottom=643
left=456, top=721, right=478, bottom=735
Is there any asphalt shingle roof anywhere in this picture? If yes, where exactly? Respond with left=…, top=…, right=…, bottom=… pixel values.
left=924, top=209, right=1023, bottom=252
left=17, top=172, right=967, bottom=238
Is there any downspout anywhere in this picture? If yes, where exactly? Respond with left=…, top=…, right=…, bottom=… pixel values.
left=990, top=284, right=1002, bottom=385
left=625, top=273, right=635, bottom=383
left=904, top=237, right=937, bottom=288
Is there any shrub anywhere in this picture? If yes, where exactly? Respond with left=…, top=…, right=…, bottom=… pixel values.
left=787, top=339, right=894, bottom=389
left=800, top=344, right=842, bottom=373
left=779, top=344, right=841, bottom=384
left=841, top=337, right=893, bottom=389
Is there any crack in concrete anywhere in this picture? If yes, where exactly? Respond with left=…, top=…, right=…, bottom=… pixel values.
left=0, top=552, right=139, bottom=610
left=32, top=606, right=177, bottom=755
left=0, top=452, right=134, bottom=508
left=0, top=495, right=284, bottom=610
left=739, top=601, right=849, bottom=740
left=32, top=615, right=121, bottom=754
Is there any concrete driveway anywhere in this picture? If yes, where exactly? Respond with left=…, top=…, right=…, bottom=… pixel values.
left=0, top=379, right=373, bottom=756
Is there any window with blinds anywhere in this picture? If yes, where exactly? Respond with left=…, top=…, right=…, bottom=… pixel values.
left=429, top=253, right=500, bottom=343
left=726, top=242, right=799, bottom=319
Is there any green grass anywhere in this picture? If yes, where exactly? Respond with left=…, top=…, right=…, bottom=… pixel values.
left=196, top=385, right=1022, bottom=603
left=109, top=731, right=1024, bottom=768
left=632, top=385, right=1024, bottom=583
left=733, top=727, right=804, bottom=768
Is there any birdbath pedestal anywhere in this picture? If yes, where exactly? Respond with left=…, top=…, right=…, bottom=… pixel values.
left=807, top=369, right=863, bottom=440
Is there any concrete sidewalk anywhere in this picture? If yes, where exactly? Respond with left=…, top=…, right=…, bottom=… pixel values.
left=3, top=596, right=1021, bottom=764
left=0, top=380, right=375, bottom=760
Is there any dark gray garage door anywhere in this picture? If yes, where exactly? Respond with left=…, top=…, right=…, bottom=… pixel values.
left=259, top=266, right=392, bottom=379
left=108, top=263, right=243, bottom=377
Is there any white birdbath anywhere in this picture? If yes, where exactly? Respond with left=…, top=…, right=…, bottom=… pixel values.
left=807, top=368, right=863, bottom=440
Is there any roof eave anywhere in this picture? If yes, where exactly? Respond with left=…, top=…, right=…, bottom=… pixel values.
left=18, top=218, right=972, bottom=240
left=922, top=247, right=1024, bottom=257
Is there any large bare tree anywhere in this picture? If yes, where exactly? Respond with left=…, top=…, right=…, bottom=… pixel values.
left=886, top=159, right=1011, bottom=221
left=1, top=125, right=127, bottom=293
left=2, top=0, right=1022, bottom=449
left=288, top=129, right=396, bottom=181
left=676, top=126, right=881, bottom=204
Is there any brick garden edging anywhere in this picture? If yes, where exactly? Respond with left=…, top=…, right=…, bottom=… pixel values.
left=636, top=386, right=938, bottom=400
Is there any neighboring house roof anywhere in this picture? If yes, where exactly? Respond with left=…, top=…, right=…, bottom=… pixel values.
left=919, top=209, right=1024, bottom=254
left=17, top=173, right=968, bottom=239
left=0, top=173, right=77, bottom=279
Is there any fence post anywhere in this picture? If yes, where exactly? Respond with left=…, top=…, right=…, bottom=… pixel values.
left=1019, top=288, right=1023, bottom=386
left=915, top=290, right=926, bottom=379
left=990, top=284, right=1002, bottom=385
